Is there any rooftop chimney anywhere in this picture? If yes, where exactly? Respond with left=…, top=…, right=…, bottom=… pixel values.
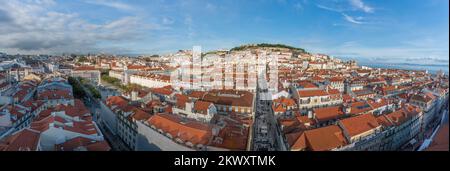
left=308, top=110, right=313, bottom=119
left=343, top=104, right=351, bottom=115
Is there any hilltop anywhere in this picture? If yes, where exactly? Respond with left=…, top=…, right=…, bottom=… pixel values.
left=230, top=43, right=307, bottom=53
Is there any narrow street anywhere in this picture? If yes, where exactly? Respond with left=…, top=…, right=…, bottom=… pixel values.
left=76, top=78, right=130, bottom=151
left=251, top=72, right=282, bottom=151
left=418, top=107, right=449, bottom=151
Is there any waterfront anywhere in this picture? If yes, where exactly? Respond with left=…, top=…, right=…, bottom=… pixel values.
left=360, top=62, right=448, bottom=75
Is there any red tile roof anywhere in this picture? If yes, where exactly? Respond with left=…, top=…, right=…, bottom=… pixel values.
left=330, top=76, right=344, bottom=82
left=194, top=101, right=213, bottom=115
left=130, top=108, right=152, bottom=121
left=147, top=114, right=213, bottom=145
left=298, top=89, right=329, bottom=97
left=273, top=97, right=296, bottom=107
left=311, top=76, right=325, bottom=82
left=74, top=66, right=97, bottom=71
left=313, top=106, right=345, bottom=122
left=0, top=129, right=40, bottom=151
left=211, top=118, right=249, bottom=151
left=376, top=115, right=394, bottom=127
left=349, top=101, right=373, bottom=115
left=175, top=94, right=189, bottom=109
left=188, top=91, right=207, bottom=99
left=426, top=121, right=449, bottom=151
left=288, top=125, right=348, bottom=151
left=106, top=96, right=129, bottom=107
left=383, top=105, right=422, bottom=126
left=53, top=99, right=91, bottom=119
left=297, top=81, right=318, bottom=88
left=339, top=114, right=380, bottom=137
left=411, top=93, right=435, bottom=103
left=367, top=99, right=389, bottom=109
left=55, top=137, right=111, bottom=151
left=150, top=87, right=173, bottom=96
left=127, top=65, right=148, bottom=70
left=202, top=90, right=254, bottom=108
left=38, top=90, right=73, bottom=100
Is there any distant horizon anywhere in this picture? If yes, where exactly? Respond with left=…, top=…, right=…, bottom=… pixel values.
left=0, top=0, right=448, bottom=60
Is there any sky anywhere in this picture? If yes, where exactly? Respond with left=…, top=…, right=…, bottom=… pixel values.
left=0, top=0, right=448, bottom=63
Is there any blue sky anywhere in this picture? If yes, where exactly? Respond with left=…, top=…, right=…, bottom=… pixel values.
left=0, top=0, right=448, bottom=63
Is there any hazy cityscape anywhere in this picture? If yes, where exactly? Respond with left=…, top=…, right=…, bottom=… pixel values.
left=0, top=0, right=448, bottom=152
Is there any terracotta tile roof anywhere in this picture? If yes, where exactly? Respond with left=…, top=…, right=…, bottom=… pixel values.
left=272, top=97, right=296, bottom=113
left=147, top=113, right=213, bottom=145
left=127, top=65, right=148, bottom=70
left=194, top=101, right=213, bottom=115
left=353, top=89, right=375, bottom=96
left=53, top=99, right=91, bottom=119
left=30, top=115, right=54, bottom=132
left=0, top=129, right=40, bottom=151
left=327, top=88, right=341, bottom=95
left=313, top=106, right=345, bottom=122
left=349, top=101, right=373, bottom=115
left=279, top=120, right=303, bottom=134
left=297, top=81, right=318, bottom=89
left=383, top=105, right=422, bottom=126
left=296, top=115, right=315, bottom=125
left=397, top=93, right=410, bottom=100
left=106, top=96, right=129, bottom=107
left=273, top=104, right=286, bottom=113
left=211, top=118, right=249, bottom=151
left=32, top=104, right=98, bottom=136
left=379, top=85, right=397, bottom=95
left=339, top=114, right=380, bottom=137
left=288, top=125, right=348, bottom=151
left=38, top=90, right=73, bottom=100
left=202, top=90, right=254, bottom=108
left=13, top=89, right=32, bottom=102
left=273, top=97, right=296, bottom=107
left=411, top=94, right=434, bottom=103
left=188, top=91, right=207, bottom=99
left=175, top=94, right=189, bottom=109
left=311, top=76, right=325, bottom=82
left=0, top=82, right=10, bottom=89
left=74, top=66, right=97, bottom=71
left=376, top=115, right=394, bottom=127
left=22, top=100, right=45, bottom=111
left=130, top=108, right=152, bottom=121
left=287, top=131, right=306, bottom=150
left=426, top=121, right=449, bottom=151
left=367, top=98, right=390, bottom=109
left=343, top=94, right=353, bottom=102
left=329, top=76, right=344, bottom=82
left=55, top=137, right=110, bottom=151
left=134, top=73, right=171, bottom=81
left=298, top=89, right=329, bottom=97
left=150, top=87, right=173, bottom=96
left=279, top=118, right=299, bottom=128
left=64, top=121, right=98, bottom=135
left=368, top=77, right=386, bottom=83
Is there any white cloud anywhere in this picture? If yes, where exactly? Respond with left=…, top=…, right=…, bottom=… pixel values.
left=316, top=4, right=342, bottom=12
left=0, top=0, right=149, bottom=54
left=316, top=0, right=374, bottom=13
left=84, top=0, right=134, bottom=11
left=342, top=13, right=364, bottom=24
left=162, top=17, right=175, bottom=25
left=349, top=0, right=373, bottom=13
